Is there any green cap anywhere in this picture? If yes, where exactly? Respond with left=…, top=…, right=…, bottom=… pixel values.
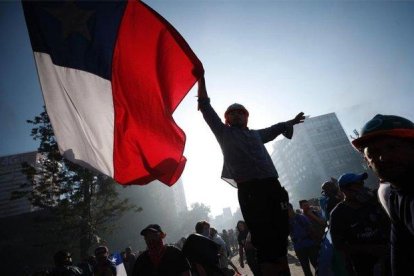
left=352, top=114, right=414, bottom=150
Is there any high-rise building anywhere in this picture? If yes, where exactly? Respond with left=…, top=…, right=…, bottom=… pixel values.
left=170, top=179, right=188, bottom=214
left=223, top=207, right=232, bottom=219
left=212, top=207, right=238, bottom=231
left=271, top=113, right=377, bottom=207
left=107, top=179, right=189, bottom=248
left=0, top=152, right=38, bottom=218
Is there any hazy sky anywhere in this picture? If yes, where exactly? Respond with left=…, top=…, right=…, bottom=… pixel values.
left=1, top=0, right=414, bottom=216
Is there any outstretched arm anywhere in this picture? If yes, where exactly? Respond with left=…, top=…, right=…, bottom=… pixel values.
left=287, top=112, right=305, bottom=126
left=259, top=112, right=306, bottom=142
left=282, top=112, right=305, bottom=139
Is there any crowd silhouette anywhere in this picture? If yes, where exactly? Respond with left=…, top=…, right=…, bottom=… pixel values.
left=31, top=103, right=414, bottom=276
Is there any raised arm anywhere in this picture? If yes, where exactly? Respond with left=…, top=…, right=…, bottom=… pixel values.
left=197, top=76, right=225, bottom=139
left=198, top=76, right=208, bottom=99
left=197, top=76, right=208, bottom=111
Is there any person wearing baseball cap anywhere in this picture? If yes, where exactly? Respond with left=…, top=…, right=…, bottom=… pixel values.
left=132, top=224, right=190, bottom=276
left=330, top=171, right=390, bottom=275
left=140, top=224, right=164, bottom=236
left=197, top=74, right=305, bottom=275
left=352, top=114, right=414, bottom=275
left=337, top=172, right=368, bottom=189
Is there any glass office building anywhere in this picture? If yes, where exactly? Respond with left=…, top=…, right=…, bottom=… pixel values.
left=271, top=113, right=377, bottom=207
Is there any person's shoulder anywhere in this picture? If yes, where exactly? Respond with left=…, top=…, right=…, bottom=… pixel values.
left=330, top=202, right=349, bottom=216
left=136, top=250, right=150, bottom=261
left=391, top=186, right=414, bottom=197
left=165, top=244, right=182, bottom=252
left=389, top=187, right=414, bottom=214
left=164, top=245, right=189, bottom=262
left=51, top=266, right=83, bottom=276
left=213, top=235, right=225, bottom=243
left=328, top=195, right=342, bottom=205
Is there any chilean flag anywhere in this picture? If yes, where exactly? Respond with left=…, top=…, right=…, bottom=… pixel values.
left=110, top=252, right=128, bottom=276
left=23, top=0, right=203, bottom=186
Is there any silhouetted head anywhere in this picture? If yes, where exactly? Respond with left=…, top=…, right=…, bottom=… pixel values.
left=224, top=103, right=249, bottom=128
left=321, top=180, right=339, bottom=196
left=95, top=246, right=109, bottom=263
left=337, top=172, right=371, bottom=202
left=236, top=220, right=247, bottom=232
left=210, top=227, right=218, bottom=238
left=299, top=200, right=310, bottom=210
left=195, top=220, right=210, bottom=237
left=54, top=250, right=72, bottom=267
left=140, top=224, right=166, bottom=250
left=353, top=114, right=414, bottom=187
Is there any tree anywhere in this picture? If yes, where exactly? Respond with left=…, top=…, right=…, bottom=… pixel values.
left=176, top=202, right=211, bottom=237
left=14, top=107, right=138, bottom=258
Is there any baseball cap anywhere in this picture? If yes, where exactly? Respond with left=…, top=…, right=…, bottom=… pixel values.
left=352, top=114, right=414, bottom=150
left=338, top=172, right=368, bottom=189
left=140, top=224, right=163, bottom=236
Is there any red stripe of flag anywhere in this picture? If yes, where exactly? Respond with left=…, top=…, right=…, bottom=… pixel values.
left=112, top=0, right=203, bottom=185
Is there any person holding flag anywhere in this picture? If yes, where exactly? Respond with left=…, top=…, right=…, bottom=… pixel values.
left=197, top=75, right=305, bottom=276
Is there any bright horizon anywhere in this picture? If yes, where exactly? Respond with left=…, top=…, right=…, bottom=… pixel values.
left=1, top=1, right=414, bottom=217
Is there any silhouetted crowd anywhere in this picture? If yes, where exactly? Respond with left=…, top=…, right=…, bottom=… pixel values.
left=34, top=220, right=253, bottom=276
left=31, top=111, right=414, bottom=276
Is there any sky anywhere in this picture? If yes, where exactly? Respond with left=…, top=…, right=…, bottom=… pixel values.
left=1, top=0, right=414, bottom=217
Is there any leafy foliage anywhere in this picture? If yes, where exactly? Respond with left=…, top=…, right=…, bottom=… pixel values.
left=15, top=107, right=138, bottom=257
left=176, top=202, right=211, bottom=237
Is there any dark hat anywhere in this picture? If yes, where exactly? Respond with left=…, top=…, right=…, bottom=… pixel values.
left=321, top=181, right=336, bottom=190
left=338, top=172, right=368, bottom=189
left=352, top=114, right=414, bottom=150
left=94, top=246, right=108, bottom=255
left=140, top=224, right=163, bottom=236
